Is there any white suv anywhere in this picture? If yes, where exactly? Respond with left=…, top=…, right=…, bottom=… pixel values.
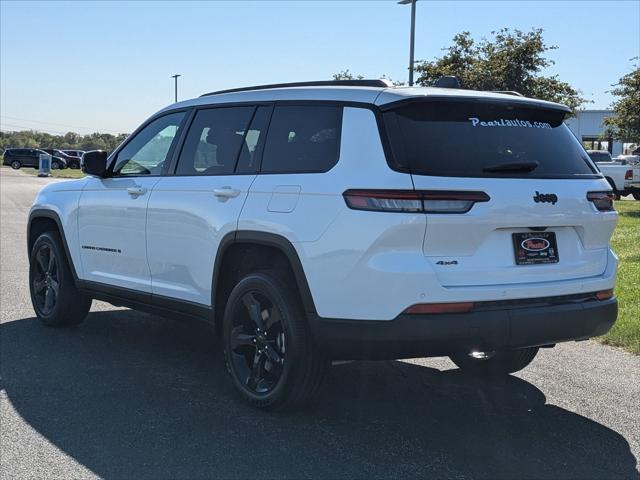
left=28, top=79, right=618, bottom=409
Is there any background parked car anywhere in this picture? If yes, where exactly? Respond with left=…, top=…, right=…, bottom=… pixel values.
left=589, top=150, right=640, bottom=200
left=586, top=149, right=613, bottom=163
left=41, top=149, right=81, bottom=169
left=2, top=148, right=67, bottom=170
left=613, top=154, right=640, bottom=165
left=61, top=149, right=85, bottom=158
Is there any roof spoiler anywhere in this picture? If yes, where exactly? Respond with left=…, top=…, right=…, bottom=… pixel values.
left=201, top=79, right=394, bottom=97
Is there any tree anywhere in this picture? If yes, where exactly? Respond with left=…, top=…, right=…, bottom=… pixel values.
left=603, top=61, right=640, bottom=144
left=332, top=70, right=405, bottom=86
left=414, top=28, right=587, bottom=112
left=332, top=70, right=364, bottom=81
left=0, top=129, right=129, bottom=153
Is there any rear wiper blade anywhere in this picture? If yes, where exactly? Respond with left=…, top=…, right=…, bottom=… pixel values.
left=483, top=161, right=539, bottom=173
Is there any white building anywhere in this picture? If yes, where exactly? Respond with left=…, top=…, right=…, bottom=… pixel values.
left=565, top=110, right=624, bottom=157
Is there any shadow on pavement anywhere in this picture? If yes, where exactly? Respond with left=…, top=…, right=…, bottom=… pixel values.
left=1, top=311, right=638, bottom=479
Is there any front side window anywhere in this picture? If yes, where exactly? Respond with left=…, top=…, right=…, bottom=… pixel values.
left=114, top=111, right=186, bottom=176
left=385, top=101, right=598, bottom=178
left=261, top=105, right=342, bottom=173
left=175, top=106, right=255, bottom=176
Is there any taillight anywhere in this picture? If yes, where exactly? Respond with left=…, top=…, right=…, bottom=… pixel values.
left=587, top=191, right=616, bottom=212
left=343, top=190, right=490, bottom=213
left=625, top=170, right=633, bottom=180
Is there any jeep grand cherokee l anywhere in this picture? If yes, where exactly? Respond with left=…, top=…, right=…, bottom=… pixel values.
left=27, top=79, right=618, bottom=410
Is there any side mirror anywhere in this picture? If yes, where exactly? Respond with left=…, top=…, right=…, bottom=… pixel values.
left=82, top=150, right=109, bottom=177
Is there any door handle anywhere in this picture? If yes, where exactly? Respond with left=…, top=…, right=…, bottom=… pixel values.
left=213, top=187, right=241, bottom=199
left=127, top=186, right=147, bottom=197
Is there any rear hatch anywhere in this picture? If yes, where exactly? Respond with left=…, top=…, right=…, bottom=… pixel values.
left=383, top=99, right=617, bottom=287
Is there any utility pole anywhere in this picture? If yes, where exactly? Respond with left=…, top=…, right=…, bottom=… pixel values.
left=171, top=74, right=181, bottom=103
left=398, top=0, right=417, bottom=86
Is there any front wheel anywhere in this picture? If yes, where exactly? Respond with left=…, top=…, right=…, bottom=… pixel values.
left=29, top=231, right=92, bottom=326
left=449, top=347, right=539, bottom=376
left=11, top=160, right=21, bottom=169
left=51, top=161, right=60, bottom=170
left=633, top=192, right=640, bottom=201
left=223, top=272, right=328, bottom=410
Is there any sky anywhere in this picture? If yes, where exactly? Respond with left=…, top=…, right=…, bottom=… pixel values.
left=1, top=0, right=639, bottom=135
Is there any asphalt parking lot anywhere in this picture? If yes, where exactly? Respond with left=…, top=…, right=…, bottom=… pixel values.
left=1, top=166, right=639, bottom=480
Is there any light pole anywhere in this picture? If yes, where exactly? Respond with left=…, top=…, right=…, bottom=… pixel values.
left=398, top=0, right=417, bottom=86
left=171, top=74, right=181, bottom=103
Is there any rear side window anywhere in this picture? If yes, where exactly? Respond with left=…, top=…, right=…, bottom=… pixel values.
left=176, top=106, right=255, bottom=176
left=261, top=105, right=342, bottom=173
left=385, top=101, right=598, bottom=178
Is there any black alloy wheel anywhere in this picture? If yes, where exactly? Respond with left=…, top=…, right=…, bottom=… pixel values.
left=29, top=231, right=92, bottom=326
left=32, top=243, right=59, bottom=316
left=223, top=272, right=328, bottom=410
left=228, top=290, right=286, bottom=395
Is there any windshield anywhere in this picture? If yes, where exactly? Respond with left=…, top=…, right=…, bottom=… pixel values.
left=384, top=101, right=598, bottom=178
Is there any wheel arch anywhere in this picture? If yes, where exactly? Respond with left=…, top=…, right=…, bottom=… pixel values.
left=212, top=231, right=317, bottom=328
left=28, top=209, right=79, bottom=282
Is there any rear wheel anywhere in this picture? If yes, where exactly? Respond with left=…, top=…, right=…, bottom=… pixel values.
left=449, top=347, right=539, bottom=376
left=51, top=161, right=60, bottom=170
left=11, top=160, right=21, bottom=169
left=29, top=231, right=92, bottom=327
left=223, top=272, right=328, bottom=410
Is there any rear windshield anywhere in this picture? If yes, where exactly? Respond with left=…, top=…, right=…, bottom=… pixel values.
left=587, top=151, right=612, bottom=163
left=384, top=101, right=598, bottom=178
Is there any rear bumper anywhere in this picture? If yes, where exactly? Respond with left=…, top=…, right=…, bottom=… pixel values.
left=310, top=296, right=617, bottom=360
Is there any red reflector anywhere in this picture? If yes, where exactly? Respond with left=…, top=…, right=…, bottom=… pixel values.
left=625, top=170, right=633, bottom=180
left=596, top=289, right=614, bottom=300
left=404, top=302, right=474, bottom=314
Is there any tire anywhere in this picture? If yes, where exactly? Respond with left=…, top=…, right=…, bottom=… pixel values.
left=29, top=231, right=92, bottom=327
left=449, top=347, right=539, bottom=376
left=69, top=160, right=80, bottom=169
left=633, top=192, right=640, bottom=201
left=11, top=160, right=21, bottom=169
left=51, top=161, right=60, bottom=170
left=223, top=272, right=328, bottom=410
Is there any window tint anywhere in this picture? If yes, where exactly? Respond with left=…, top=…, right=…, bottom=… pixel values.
left=261, top=105, right=342, bottom=173
left=115, top=111, right=186, bottom=176
left=385, top=101, right=597, bottom=178
left=176, top=107, right=255, bottom=176
left=236, top=106, right=272, bottom=174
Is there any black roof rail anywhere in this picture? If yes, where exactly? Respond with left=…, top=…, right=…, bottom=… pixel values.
left=200, top=79, right=394, bottom=97
left=492, top=90, right=524, bottom=97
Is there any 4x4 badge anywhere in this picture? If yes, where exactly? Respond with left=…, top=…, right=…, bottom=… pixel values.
left=533, top=191, right=558, bottom=205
